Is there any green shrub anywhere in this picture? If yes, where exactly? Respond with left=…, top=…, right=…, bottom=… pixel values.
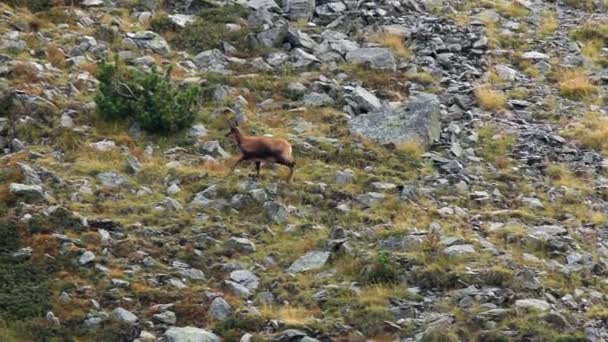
left=94, top=26, right=118, bottom=44
left=213, top=315, right=265, bottom=340
left=150, top=14, right=177, bottom=33
left=3, top=0, right=54, bottom=12
left=95, top=61, right=201, bottom=134
left=357, top=251, right=400, bottom=285
left=170, top=5, right=252, bottom=54
left=0, top=221, right=52, bottom=320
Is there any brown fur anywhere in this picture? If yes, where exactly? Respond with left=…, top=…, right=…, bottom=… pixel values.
left=226, top=126, right=295, bottom=182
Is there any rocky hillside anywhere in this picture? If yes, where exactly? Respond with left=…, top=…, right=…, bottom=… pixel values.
left=2, top=0, right=608, bottom=341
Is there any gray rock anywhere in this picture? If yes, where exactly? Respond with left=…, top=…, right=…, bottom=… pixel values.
left=264, top=201, right=289, bottom=223
left=155, top=197, right=183, bottom=211
left=521, top=51, right=550, bottom=61
left=168, top=14, right=195, bottom=28
left=111, top=307, right=138, bottom=324
left=209, top=297, right=232, bottom=320
left=200, top=140, right=230, bottom=158
left=252, top=20, right=289, bottom=49
left=288, top=29, right=317, bottom=50
left=357, top=192, right=385, bottom=206
left=346, top=86, right=382, bottom=113
left=371, top=182, right=397, bottom=192
left=79, top=251, right=96, bottom=265
left=177, top=268, right=206, bottom=281
left=494, top=64, right=518, bottom=81
left=153, top=310, right=177, bottom=325
left=303, top=92, right=334, bottom=107
left=125, top=152, right=142, bottom=174
left=224, top=237, right=256, bottom=253
left=287, top=251, right=330, bottom=273
left=193, top=49, right=229, bottom=73
left=189, top=124, right=208, bottom=138
left=9, top=183, right=45, bottom=200
left=97, top=172, right=129, bottom=188
left=443, top=244, right=475, bottom=257
left=11, top=138, right=25, bottom=152
left=126, top=31, right=170, bottom=56
left=522, top=197, right=544, bottom=209
left=284, top=0, right=315, bottom=20
left=165, top=327, right=220, bottom=342
left=381, top=25, right=411, bottom=38
left=515, top=299, right=551, bottom=312
left=345, top=48, right=396, bottom=71
left=229, top=270, right=260, bottom=291
left=349, top=93, right=440, bottom=147
left=90, top=140, right=117, bottom=152
left=167, top=184, right=181, bottom=195
left=527, top=225, right=567, bottom=239
left=81, top=0, right=104, bottom=6
left=335, top=169, right=355, bottom=184
left=241, top=0, right=280, bottom=11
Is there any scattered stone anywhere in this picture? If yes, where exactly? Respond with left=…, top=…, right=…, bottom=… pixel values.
left=224, top=237, right=256, bottom=253
left=345, top=48, right=397, bottom=71
left=77, top=251, right=95, bottom=265
left=165, top=327, right=220, bottom=342
left=287, top=251, right=330, bottom=273
left=209, top=297, right=232, bottom=321
left=111, top=307, right=138, bottom=324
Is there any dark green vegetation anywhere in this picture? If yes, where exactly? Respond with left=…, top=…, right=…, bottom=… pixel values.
left=95, top=61, right=201, bottom=134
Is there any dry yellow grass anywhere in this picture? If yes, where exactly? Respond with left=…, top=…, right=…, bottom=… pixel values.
left=566, top=112, right=608, bottom=151
left=493, top=0, right=530, bottom=18
left=544, top=163, right=591, bottom=192
left=260, top=304, right=320, bottom=325
left=581, top=39, right=604, bottom=63
left=539, top=10, right=559, bottom=37
left=476, top=85, right=506, bottom=111
left=47, top=43, right=66, bottom=68
left=369, top=32, right=411, bottom=59
left=559, top=69, right=598, bottom=100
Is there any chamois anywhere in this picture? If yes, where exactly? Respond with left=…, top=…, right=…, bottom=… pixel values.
left=225, top=120, right=295, bottom=182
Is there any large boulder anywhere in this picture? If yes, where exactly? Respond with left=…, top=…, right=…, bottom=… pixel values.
left=165, top=327, right=220, bottom=342
left=283, top=0, right=315, bottom=21
left=349, top=93, right=441, bottom=147
left=9, top=183, right=45, bottom=201
left=345, top=48, right=396, bottom=71
left=125, top=31, right=171, bottom=56
left=193, top=50, right=229, bottom=73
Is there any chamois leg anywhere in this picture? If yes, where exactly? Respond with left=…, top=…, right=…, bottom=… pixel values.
left=230, top=155, right=245, bottom=175
left=255, top=161, right=261, bottom=177
left=277, top=158, right=295, bottom=183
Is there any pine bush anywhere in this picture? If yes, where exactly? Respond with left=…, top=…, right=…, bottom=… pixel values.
left=95, top=61, right=201, bottom=134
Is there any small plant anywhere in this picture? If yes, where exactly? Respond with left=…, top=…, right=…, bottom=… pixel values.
left=357, top=251, right=400, bottom=285
left=493, top=0, right=529, bottom=18
left=477, top=125, right=516, bottom=163
left=539, top=10, right=559, bottom=38
left=95, top=61, right=201, bottom=134
left=170, top=5, right=251, bottom=54
left=570, top=21, right=608, bottom=43
left=476, top=85, right=506, bottom=111
left=559, top=69, right=598, bottom=100
left=47, top=44, right=66, bottom=68
left=565, top=112, right=608, bottom=151
left=150, top=13, right=177, bottom=33
left=369, top=32, right=411, bottom=59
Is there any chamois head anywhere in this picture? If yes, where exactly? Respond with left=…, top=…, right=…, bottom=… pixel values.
left=225, top=119, right=240, bottom=139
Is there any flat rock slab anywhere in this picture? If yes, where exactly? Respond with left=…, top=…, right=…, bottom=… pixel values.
left=350, top=93, right=441, bottom=148
left=345, top=48, right=396, bottom=71
left=287, top=251, right=330, bottom=273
